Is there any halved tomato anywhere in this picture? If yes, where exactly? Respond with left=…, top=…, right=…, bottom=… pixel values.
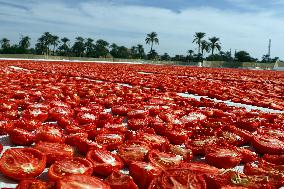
left=129, top=161, right=162, bottom=189
left=104, top=123, right=128, bottom=133
left=186, top=136, right=217, bottom=155
left=128, top=118, right=149, bottom=131
left=22, top=109, right=48, bottom=122
left=76, top=112, right=98, bottom=125
left=111, top=105, right=130, bottom=116
left=148, top=150, right=183, bottom=170
left=35, top=124, right=64, bottom=143
left=57, top=174, right=111, bottom=189
left=75, top=137, right=104, bottom=154
left=48, top=157, right=93, bottom=181
left=9, top=128, right=35, bottom=146
left=165, top=129, right=190, bottom=145
left=14, top=119, right=41, bottom=131
left=252, top=134, right=284, bottom=154
left=137, top=132, right=169, bottom=151
left=64, top=132, right=88, bottom=146
left=127, top=109, right=149, bottom=119
left=166, top=144, right=193, bottom=161
left=0, top=120, right=14, bottom=135
left=34, top=141, right=74, bottom=165
left=0, top=148, right=46, bottom=180
left=16, top=179, right=48, bottom=189
left=49, top=107, right=74, bottom=121
left=95, top=133, right=124, bottom=150
left=263, top=154, right=284, bottom=165
left=106, top=171, right=139, bottom=189
left=86, top=149, right=123, bottom=177
left=149, top=168, right=207, bottom=189
left=117, top=141, right=150, bottom=165
left=0, top=143, right=3, bottom=153
left=205, top=145, right=242, bottom=169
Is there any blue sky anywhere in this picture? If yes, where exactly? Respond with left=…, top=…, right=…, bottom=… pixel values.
left=0, top=0, right=284, bottom=59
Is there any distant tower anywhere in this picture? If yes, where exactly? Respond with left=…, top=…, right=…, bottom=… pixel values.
left=268, top=39, right=271, bottom=58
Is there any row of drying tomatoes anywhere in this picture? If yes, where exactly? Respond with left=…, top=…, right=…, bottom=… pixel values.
left=3, top=60, right=283, bottom=110
left=0, top=64, right=283, bottom=188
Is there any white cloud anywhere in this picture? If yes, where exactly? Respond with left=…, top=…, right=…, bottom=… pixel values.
left=0, top=0, right=283, bottom=59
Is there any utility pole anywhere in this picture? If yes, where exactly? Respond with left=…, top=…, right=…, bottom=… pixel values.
left=268, top=39, right=271, bottom=58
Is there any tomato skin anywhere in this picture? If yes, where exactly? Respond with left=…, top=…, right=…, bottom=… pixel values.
left=64, top=132, right=88, bottom=146
left=34, top=142, right=74, bottom=165
left=56, top=174, right=111, bottom=189
left=9, top=128, right=35, bottom=146
left=165, top=129, right=190, bottom=145
left=263, top=154, right=284, bottom=165
left=48, top=157, right=93, bottom=181
left=36, top=124, right=64, bottom=143
left=186, top=136, right=217, bottom=155
left=0, top=143, right=3, bottom=153
left=252, top=134, right=284, bottom=154
left=129, top=161, right=162, bottom=189
left=148, top=150, right=183, bottom=170
left=127, top=109, right=149, bottom=119
left=49, top=107, right=74, bottom=121
left=86, top=149, right=123, bottom=177
left=0, top=148, right=46, bottom=180
left=76, top=112, right=98, bottom=125
left=16, top=179, right=48, bottom=189
left=106, top=171, right=138, bottom=189
left=117, top=141, right=150, bottom=165
left=75, top=137, right=104, bottom=154
left=104, top=123, right=128, bottom=133
left=205, top=145, right=242, bottom=169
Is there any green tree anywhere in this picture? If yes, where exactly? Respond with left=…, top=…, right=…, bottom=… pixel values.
left=235, top=51, right=253, bottom=62
left=58, top=37, right=70, bottom=56
left=50, top=35, right=59, bottom=55
left=161, top=53, right=171, bottom=61
left=136, top=44, right=145, bottom=59
left=209, top=37, right=221, bottom=55
left=116, top=46, right=130, bottom=59
left=72, top=37, right=85, bottom=57
left=193, top=32, right=206, bottom=54
left=18, top=35, right=31, bottom=53
left=0, top=38, right=10, bottom=53
left=201, top=40, right=210, bottom=57
left=94, top=39, right=109, bottom=58
left=110, top=43, right=119, bottom=58
left=35, top=32, right=53, bottom=55
left=145, top=32, right=159, bottom=53
left=85, top=38, right=95, bottom=57
left=147, top=49, right=159, bottom=60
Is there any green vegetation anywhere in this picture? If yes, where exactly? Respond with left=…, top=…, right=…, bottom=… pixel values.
left=0, top=32, right=280, bottom=65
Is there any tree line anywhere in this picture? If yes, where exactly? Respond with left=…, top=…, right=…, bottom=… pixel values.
left=0, top=32, right=279, bottom=63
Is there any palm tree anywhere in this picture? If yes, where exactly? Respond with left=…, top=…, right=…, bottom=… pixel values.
left=137, top=44, right=145, bottom=59
left=94, top=39, right=109, bottom=58
left=85, top=38, right=95, bottom=57
left=58, top=37, right=70, bottom=56
left=19, top=36, right=31, bottom=50
left=0, top=38, right=10, bottom=50
left=145, top=32, right=159, bottom=52
left=201, top=40, right=210, bottom=56
left=72, top=37, right=85, bottom=57
left=50, top=35, right=59, bottom=55
left=187, top=49, right=194, bottom=56
left=193, top=32, right=206, bottom=54
left=209, top=37, right=221, bottom=55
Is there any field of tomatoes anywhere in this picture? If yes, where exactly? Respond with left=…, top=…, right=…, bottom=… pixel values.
left=0, top=60, right=284, bottom=189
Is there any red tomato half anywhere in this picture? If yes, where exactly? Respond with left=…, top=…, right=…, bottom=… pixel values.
left=252, top=134, right=284, bottom=154
left=137, top=132, right=169, bottom=151
left=22, top=109, right=49, bottom=122
left=149, top=168, right=207, bottom=189
left=86, top=149, right=123, bottom=177
left=9, top=128, right=35, bottom=146
left=148, top=150, right=183, bottom=170
left=95, top=133, right=124, bottom=150
left=0, top=120, right=14, bottom=135
left=129, top=161, right=162, bottom=189
left=34, top=142, right=74, bottom=165
left=205, top=145, right=242, bottom=169
left=117, top=141, right=150, bottom=165
left=36, top=124, right=64, bottom=143
left=57, top=174, right=111, bottom=189
left=106, top=171, right=139, bottom=189
left=48, top=157, right=93, bottom=181
left=16, top=179, right=48, bottom=189
left=14, top=119, right=41, bottom=131
left=0, top=148, right=46, bottom=180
